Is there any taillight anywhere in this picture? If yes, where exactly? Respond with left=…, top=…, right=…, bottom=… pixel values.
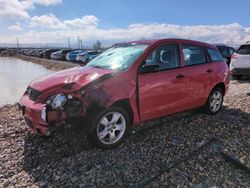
left=231, top=54, right=238, bottom=59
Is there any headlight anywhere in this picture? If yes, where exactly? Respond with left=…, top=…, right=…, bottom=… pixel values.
left=47, top=94, right=67, bottom=110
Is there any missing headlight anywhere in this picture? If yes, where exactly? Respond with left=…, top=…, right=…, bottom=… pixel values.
left=46, top=94, right=67, bottom=110
left=64, top=99, right=83, bottom=117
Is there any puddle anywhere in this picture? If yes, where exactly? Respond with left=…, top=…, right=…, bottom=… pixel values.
left=0, top=57, right=52, bottom=106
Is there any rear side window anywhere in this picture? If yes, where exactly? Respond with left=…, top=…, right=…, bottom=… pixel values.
left=207, top=48, right=223, bottom=62
left=182, top=45, right=206, bottom=66
left=237, top=45, right=250, bottom=54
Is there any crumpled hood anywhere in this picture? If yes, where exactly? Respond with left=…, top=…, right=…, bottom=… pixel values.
left=29, top=66, right=113, bottom=92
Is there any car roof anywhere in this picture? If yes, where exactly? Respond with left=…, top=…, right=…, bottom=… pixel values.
left=117, top=38, right=216, bottom=49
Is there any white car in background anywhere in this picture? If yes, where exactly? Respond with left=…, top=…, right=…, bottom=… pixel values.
left=75, top=50, right=101, bottom=64
left=230, top=42, right=250, bottom=79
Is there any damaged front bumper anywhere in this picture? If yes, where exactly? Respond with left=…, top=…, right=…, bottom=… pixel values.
left=19, top=95, right=68, bottom=136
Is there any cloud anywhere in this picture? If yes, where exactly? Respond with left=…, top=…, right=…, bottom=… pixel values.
left=29, top=13, right=66, bottom=29
left=0, top=0, right=62, bottom=19
left=64, top=15, right=99, bottom=28
left=0, top=0, right=30, bottom=18
left=32, top=0, right=62, bottom=6
left=29, top=14, right=99, bottom=30
left=1, top=14, right=250, bottom=46
left=7, top=22, right=24, bottom=31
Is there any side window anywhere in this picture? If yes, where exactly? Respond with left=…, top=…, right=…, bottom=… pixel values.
left=182, top=45, right=207, bottom=66
left=144, top=44, right=180, bottom=71
left=207, top=48, right=224, bottom=62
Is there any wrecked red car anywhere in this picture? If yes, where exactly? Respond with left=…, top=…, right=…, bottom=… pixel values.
left=19, top=39, right=230, bottom=148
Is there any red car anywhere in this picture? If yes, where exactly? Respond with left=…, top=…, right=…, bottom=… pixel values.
left=19, top=39, right=230, bottom=148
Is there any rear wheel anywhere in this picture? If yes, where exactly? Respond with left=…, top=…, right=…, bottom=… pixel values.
left=86, top=106, right=130, bottom=149
left=204, top=88, right=224, bottom=115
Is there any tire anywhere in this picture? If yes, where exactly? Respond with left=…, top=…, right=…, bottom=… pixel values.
left=204, top=87, right=224, bottom=115
left=85, top=106, right=130, bottom=149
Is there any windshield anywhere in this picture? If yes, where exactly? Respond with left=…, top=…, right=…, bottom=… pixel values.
left=86, top=44, right=148, bottom=71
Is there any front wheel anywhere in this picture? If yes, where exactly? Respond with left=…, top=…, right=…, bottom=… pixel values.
left=86, top=107, right=130, bottom=149
left=204, top=88, right=224, bottom=115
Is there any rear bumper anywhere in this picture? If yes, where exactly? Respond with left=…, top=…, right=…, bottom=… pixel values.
left=231, top=68, right=250, bottom=76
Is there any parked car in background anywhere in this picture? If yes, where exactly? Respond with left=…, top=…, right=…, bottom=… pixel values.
left=38, top=49, right=47, bottom=58
left=230, top=42, right=250, bottom=79
left=215, top=45, right=235, bottom=66
left=75, top=50, right=101, bottom=64
left=50, top=50, right=60, bottom=59
left=43, top=49, right=60, bottom=59
left=19, top=39, right=229, bottom=148
left=66, top=50, right=85, bottom=62
left=51, top=49, right=72, bottom=61
left=0, top=47, right=7, bottom=53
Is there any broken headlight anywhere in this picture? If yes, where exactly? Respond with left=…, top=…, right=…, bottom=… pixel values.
left=46, top=94, right=67, bottom=110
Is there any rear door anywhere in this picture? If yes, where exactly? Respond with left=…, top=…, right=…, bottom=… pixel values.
left=178, top=44, right=215, bottom=108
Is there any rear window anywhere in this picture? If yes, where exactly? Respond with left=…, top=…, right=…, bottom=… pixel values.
left=237, top=45, right=250, bottom=54
left=207, top=48, right=223, bottom=62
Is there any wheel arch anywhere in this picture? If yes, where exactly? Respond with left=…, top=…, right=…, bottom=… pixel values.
left=86, top=99, right=134, bottom=125
left=110, top=99, right=134, bottom=124
left=212, top=82, right=226, bottom=96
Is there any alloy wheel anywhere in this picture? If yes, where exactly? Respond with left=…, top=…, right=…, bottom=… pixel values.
left=97, top=112, right=126, bottom=145
left=210, top=91, right=223, bottom=113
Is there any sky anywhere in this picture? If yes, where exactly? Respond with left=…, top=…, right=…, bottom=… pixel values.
left=0, top=0, right=250, bottom=47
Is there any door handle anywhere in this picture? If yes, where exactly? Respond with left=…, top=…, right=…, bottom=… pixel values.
left=207, top=69, right=213, bottom=73
left=176, top=74, right=185, bottom=79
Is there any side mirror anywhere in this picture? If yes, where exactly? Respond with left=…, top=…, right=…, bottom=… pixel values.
left=139, top=63, right=159, bottom=74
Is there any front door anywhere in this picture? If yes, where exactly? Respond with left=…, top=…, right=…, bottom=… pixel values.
left=138, top=44, right=188, bottom=121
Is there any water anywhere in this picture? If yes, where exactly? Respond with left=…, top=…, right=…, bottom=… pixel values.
left=0, top=57, right=52, bottom=106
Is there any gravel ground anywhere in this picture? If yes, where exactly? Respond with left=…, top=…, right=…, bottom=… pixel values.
left=0, top=57, right=249, bottom=187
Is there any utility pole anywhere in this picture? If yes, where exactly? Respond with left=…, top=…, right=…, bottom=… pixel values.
left=68, top=37, right=71, bottom=49
left=80, top=40, right=83, bottom=49
left=16, top=37, right=20, bottom=49
left=77, top=36, right=80, bottom=49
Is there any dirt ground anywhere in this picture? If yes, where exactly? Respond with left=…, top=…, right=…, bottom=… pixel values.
left=14, top=55, right=77, bottom=71
left=0, top=56, right=249, bottom=187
